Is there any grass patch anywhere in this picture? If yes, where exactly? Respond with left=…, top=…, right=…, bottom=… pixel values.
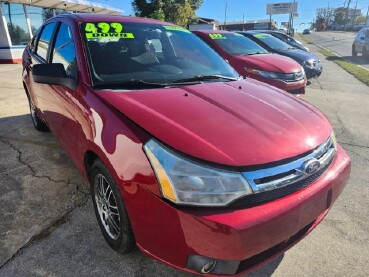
left=297, top=34, right=313, bottom=44
left=319, top=48, right=369, bottom=86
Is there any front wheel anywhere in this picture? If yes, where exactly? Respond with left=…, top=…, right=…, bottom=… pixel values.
left=90, top=159, right=135, bottom=253
left=352, top=45, right=357, bottom=57
left=27, top=94, right=49, bottom=132
left=363, top=47, right=369, bottom=58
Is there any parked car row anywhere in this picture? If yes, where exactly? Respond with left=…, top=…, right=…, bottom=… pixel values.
left=194, top=30, right=307, bottom=94
left=22, top=14, right=350, bottom=277
left=330, top=23, right=367, bottom=32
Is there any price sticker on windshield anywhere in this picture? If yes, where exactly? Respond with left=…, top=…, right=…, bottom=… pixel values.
left=84, top=22, right=135, bottom=39
left=163, top=26, right=191, bottom=33
left=253, top=34, right=267, bottom=39
left=209, top=34, right=227, bottom=40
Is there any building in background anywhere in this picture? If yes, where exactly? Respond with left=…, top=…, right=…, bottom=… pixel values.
left=189, top=17, right=220, bottom=31
left=219, top=19, right=277, bottom=31
left=0, top=0, right=122, bottom=63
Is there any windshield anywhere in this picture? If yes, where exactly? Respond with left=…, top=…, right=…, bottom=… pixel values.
left=252, top=33, right=292, bottom=51
left=208, top=33, right=269, bottom=55
left=81, top=22, right=238, bottom=87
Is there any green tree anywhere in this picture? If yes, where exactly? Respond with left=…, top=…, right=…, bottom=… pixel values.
left=355, top=15, right=366, bottom=23
left=7, top=23, right=28, bottom=45
left=132, top=0, right=203, bottom=27
left=333, top=8, right=348, bottom=25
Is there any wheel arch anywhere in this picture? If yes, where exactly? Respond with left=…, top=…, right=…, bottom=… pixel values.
left=84, top=150, right=100, bottom=178
left=23, top=82, right=30, bottom=100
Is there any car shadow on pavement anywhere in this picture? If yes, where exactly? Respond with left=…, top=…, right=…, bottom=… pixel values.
left=340, top=56, right=369, bottom=65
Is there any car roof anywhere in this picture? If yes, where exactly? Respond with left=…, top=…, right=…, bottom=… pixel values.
left=192, top=30, right=233, bottom=34
left=238, top=30, right=263, bottom=34
left=53, top=13, right=175, bottom=26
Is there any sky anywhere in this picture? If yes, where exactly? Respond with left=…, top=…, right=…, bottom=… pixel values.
left=99, top=0, right=369, bottom=31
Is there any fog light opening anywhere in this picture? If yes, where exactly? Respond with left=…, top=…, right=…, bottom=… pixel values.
left=201, top=260, right=217, bottom=274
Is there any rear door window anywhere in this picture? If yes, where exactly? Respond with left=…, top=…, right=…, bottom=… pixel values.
left=36, top=23, right=57, bottom=61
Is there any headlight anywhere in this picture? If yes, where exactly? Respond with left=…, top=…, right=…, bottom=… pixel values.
left=244, top=67, right=294, bottom=80
left=144, top=140, right=253, bottom=206
left=304, top=59, right=316, bottom=68
left=331, top=131, right=338, bottom=150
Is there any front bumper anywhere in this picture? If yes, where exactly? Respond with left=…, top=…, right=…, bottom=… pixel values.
left=250, top=75, right=306, bottom=95
left=304, top=64, right=323, bottom=79
left=126, top=145, right=350, bottom=276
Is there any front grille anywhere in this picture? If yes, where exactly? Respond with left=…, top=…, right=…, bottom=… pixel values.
left=283, top=71, right=305, bottom=83
left=229, top=136, right=336, bottom=208
left=229, top=158, right=333, bottom=207
left=288, top=88, right=304, bottom=94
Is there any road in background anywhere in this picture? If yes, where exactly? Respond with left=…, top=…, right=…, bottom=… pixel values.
left=307, top=31, right=369, bottom=69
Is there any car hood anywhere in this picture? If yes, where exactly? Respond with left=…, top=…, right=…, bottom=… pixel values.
left=95, top=79, right=331, bottom=167
left=278, top=48, right=318, bottom=63
left=234, top=53, right=303, bottom=73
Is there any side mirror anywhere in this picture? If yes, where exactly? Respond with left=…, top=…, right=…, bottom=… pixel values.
left=32, top=63, right=77, bottom=90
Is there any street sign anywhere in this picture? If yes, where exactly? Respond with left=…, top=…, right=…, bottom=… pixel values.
left=266, top=2, right=298, bottom=15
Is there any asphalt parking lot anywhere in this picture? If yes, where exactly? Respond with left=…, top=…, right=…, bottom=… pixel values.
left=0, top=43, right=369, bottom=276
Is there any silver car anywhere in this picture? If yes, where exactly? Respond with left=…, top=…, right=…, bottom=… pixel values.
left=352, top=28, right=369, bottom=57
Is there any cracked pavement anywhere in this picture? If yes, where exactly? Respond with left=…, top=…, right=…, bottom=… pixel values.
left=0, top=43, right=368, bottom=276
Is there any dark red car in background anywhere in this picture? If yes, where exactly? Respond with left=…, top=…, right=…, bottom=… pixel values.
left=194, top=30, right=307, bottom=95
left=22, top=14, right=350, bottom=276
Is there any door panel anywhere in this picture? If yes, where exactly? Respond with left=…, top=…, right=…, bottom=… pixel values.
left=30, top=22, right=58, bottom=114
left=46, top=22, right=82, bottom=166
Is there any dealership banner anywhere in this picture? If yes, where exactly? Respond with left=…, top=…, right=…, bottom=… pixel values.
left=266, top=2, right=298, bottom=15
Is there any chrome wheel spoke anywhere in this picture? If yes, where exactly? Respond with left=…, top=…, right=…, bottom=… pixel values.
left=107, top=214, right=120, bottom=234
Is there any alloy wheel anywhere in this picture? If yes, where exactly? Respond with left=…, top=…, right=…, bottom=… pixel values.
left=94, top=173, right=121, bottom=240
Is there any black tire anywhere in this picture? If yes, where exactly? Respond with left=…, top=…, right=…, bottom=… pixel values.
left=363, top=47, right=369, bottom=58
left=26, top=93, right=49, bottom=132
left=352, top=45, right=357, bottom=57
left=90, top=159, right=135, bottom=253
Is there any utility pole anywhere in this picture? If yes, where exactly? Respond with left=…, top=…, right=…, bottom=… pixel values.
left=291, top=0, right=296, bottom=36
left=224, top=2, right=227, bottom=30
left=8, top=3, right=12, bottom=25
left=327, top=1, right=330, bottom=25
left=243, top=13, right=245, bottom=31
left=344, top=0, right=351, bottom=29
left=366, top=5, right=369, bottom=27
left=351, top=0, right=358, bottom=27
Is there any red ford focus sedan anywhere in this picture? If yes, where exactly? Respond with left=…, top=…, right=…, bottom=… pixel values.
left=193, top=30, right=307, bottom=95
left=22, top=14, right=350, bottom=276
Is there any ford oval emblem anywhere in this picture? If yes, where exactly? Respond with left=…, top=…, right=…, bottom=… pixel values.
left=302, top=159, right=321, bottom=175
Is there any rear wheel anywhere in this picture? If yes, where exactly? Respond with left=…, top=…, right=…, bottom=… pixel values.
left=352, top=45, right=357, bottom=57
left=90, top=159, right=135, bottom=253
left=26, top=94, right=49, bottom=132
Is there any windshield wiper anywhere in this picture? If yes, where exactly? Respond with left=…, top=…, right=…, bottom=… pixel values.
left=94, top=79, right=168, bottom=89
left=170, top=75, right=241, bottom=84
left=248, top=52, right=266, bottom=55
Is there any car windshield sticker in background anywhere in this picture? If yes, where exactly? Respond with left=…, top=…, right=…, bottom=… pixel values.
left=163, top=26, right=191, bottom=33
left=84, top=22, right=135, bottom=39
left=253, top=34, right=267, bottom=39
left=209, top=34, right=227, bottom=40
